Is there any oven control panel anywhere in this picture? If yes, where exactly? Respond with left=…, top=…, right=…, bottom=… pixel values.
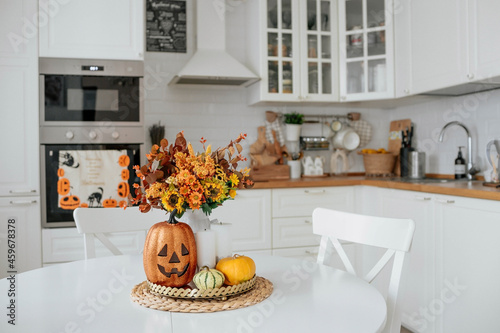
left=40, top=126, right=144, bottom=144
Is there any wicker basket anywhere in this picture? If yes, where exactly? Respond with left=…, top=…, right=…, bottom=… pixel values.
left=362, top=153, right=396, bottom=176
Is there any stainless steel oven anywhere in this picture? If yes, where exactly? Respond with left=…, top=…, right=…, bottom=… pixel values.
left=39, top=58, right=145, bottom=228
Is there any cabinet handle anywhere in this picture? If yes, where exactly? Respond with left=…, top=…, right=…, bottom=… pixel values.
left=304, top=189, right=326, bottom=195
left=10, top=200, right=37, bottom=205
left=304, top=220, right=311, bottom=224
left=467, top=73, right=475, bottom=80
left=9, top=189, right=37, bottom=195
left=341, top=95, right=346, bottom=101
left=404, top=89, right=410, bottom=94
left=435, top=198, right=455, bottom=204
left=305, top=250, right=319, bottom=255
left=414, top=196, right=431, bottom=201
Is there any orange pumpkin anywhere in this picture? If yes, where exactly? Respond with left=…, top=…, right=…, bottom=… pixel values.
left=143, top=210, right=197, bottom=287
left=59, top=195, right=80, bottom=210
left=57, top=178, right=71, bottom=195
left=57, top=168, right=65, bottom=177
left=216, top=254, right=256, bottom=286
left=80, top=203, right=89, bottom=208
left=118, top=155, right=130, bottom=167
left=118, top=200, right=127, bottom=208
left=121, top=169, right=130, bottom=180
left=102, top=198, right=117, bottom=208
left=117, top=182, right=130, bottom=198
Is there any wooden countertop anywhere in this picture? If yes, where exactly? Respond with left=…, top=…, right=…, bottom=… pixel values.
left=252, top=176, right=500, bottom=201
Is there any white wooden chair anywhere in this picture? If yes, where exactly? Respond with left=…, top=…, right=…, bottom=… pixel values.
left=73, top=207, right=168, bottom=259
left=312, top=207, right=415, bottom=333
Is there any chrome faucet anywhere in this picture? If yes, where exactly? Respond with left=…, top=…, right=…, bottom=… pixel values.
left=438, top=121, right=479, bottom=180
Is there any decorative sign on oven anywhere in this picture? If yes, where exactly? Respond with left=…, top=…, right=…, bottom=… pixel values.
left=56, top=150, right=130, bottom=210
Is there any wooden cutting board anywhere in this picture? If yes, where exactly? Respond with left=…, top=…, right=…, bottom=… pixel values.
left=388, top=119, right=412, bottom=176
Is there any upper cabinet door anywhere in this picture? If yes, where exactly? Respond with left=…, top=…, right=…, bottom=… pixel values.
left=299, top=0, right=339, bottom=102
left=406, top=0, right=468, bottom=95
left=468, top=0, right=500, bottom=83
left=39, top=0, right=144, bottom=60
left=246, top=0, right=339, bottom=104
left=338, top=0, right=395, bottom=101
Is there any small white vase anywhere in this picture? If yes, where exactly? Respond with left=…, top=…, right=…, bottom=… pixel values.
left=285, top=123, right=302, bottom=142
left=178, top=209, right=211, bottom=234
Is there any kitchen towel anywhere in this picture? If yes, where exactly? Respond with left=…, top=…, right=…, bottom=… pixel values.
left=350, top=119, right=372, bottom=148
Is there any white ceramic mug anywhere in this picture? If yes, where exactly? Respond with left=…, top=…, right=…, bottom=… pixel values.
left=332, top=125, right=360, bottom=150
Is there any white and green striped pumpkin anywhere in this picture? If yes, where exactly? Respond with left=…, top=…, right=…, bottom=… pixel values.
left=193, top=266, right=225, bottom=290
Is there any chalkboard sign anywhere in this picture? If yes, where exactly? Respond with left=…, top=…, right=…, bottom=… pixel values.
left=146, top=0, right=187, bottom=53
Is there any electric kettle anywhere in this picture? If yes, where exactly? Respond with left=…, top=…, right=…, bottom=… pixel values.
left=486, top=139, right=500, bottom=182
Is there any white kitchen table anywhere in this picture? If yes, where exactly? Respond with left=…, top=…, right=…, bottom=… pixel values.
left=0, top=254, right=386, bottom=333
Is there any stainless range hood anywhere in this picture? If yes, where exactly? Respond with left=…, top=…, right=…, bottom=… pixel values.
left=169, top=0, right=259, bottom=87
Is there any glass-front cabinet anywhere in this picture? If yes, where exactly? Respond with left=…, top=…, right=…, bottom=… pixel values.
left=299, top=0, right=338, bottom=101
left=247, top=0, right=338, bottom=104
left=338, top=0, right=394, bottom=101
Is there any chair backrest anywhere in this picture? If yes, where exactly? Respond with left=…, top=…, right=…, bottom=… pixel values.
left=312, top=207, right=415, bottom=333
left=73, top=207, right=168, bottom=259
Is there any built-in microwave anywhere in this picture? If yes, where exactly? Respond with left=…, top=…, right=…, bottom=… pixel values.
left=39, top=57, right=144, bottom=126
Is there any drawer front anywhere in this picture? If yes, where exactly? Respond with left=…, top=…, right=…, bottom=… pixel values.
left=273, top=243, right=357, bottom=271
left=272, top=246, right=319, bottom=260
left=272, top=217, right=321, bottom=248
left=42, top=228, right=147, bottom=263
left=272, top=186, right=354, bottom=218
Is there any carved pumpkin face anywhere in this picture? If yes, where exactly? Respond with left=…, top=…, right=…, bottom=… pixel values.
left=143, top=221, right=197, bottom=287
left=57, top=168, right=65, bottom=177
left=117, top=182, right=130, bottom=198
left=121, top=169, right=130, bottom=180
left=57, top=178, right=71, bottom=195
left=118, top=155, right=130, bottom=167
left=102, top=198, right=117, bottom=208
left=60, top=195, right=80, bottom=210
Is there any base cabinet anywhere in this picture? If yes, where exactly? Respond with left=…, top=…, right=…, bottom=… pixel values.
left=210, top=189, right=272, bottom=252
left=434, top=195, right=500, bottom=333
left=0, top=198, right=41, bottom=278
left=362, top=187, right=500, bottom=333
left=42, top=227, right=149, bottom=265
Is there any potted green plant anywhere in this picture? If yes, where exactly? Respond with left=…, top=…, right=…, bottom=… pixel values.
left=283, top=112, right=304, bottom=142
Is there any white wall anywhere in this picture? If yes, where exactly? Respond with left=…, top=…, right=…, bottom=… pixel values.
left=143, top=0, right=500, bottom=178
left=387, top=90, right=500, bottom=179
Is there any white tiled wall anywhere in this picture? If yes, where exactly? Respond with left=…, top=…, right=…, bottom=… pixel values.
left=387, top=90, right=500, bottom=179
left=143, top=0, right=500, bottom=178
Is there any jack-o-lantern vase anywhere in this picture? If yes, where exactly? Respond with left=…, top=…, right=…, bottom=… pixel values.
left=143, top=210, right=197, bottom=287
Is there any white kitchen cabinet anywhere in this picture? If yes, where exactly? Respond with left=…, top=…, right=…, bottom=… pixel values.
left=338, top=0, right=395, bottom=101
left=433, top=194, right=500, bottom=333
left=210, top=189, right=272, bottom=252
left=401, top=0, right=500, bottom=95
left=378, top=189, right=437, bottom=333
left=41, top=227, right=149, bottom=264
left=246, top=0, right=339, bottom=104
left=468, top=0, right=500, bottom=83
left=272, top=186, right=354, bottom=217
left=271, top=186, right=354, bottom=262
left=38, top=0, right=144, bottom=60
left=0, top=197, right=41, bottom=278
left=0, top=0, right=39, bottom=197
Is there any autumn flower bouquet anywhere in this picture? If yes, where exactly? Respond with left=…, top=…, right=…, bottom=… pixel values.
left=130, top=132, right=254, bottom=217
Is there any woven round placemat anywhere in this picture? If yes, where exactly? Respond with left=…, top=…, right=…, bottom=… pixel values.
left=130, top=277, right=273, bottom=313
